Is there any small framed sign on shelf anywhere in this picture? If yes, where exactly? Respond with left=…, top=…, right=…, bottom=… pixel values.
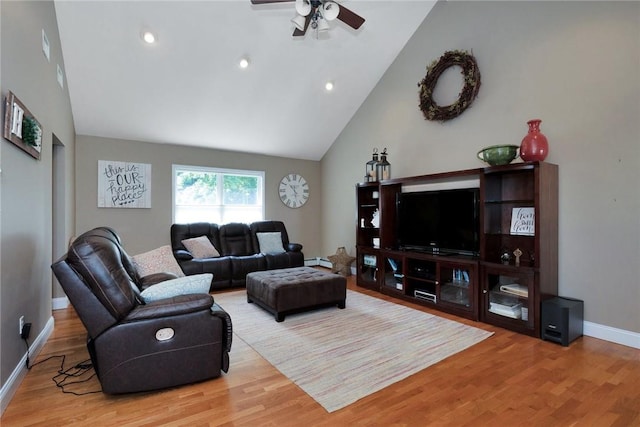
left=510, top=207, right=535, bottom=236
left=3, top=91, right=42, bottom=160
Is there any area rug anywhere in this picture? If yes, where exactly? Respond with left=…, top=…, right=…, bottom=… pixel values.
left=214, top=289, right=493, bottom=413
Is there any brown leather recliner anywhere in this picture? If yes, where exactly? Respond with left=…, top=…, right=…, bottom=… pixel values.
left=51, top=227, right=232, bottom=394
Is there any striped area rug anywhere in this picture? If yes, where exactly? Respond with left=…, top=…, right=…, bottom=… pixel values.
left=215, top=289, right=493, bottom=413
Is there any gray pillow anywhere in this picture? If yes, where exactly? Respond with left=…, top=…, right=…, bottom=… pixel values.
left=257, top=232, right=286, bottom=254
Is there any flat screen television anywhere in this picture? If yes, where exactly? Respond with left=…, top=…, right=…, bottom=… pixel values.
left=396, top=188, right=480, bottom=256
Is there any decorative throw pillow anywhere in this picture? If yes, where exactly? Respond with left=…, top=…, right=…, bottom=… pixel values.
left=257, top=232, right=286, bottom=254
left=132, top=245, right=184, bottom=277
left=182, top=235, right=220, bottom=258
left=140, top=273, right=212, bottom=303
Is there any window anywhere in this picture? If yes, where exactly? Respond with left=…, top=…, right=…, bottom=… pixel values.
left=173, top=165, right=264, bottom=224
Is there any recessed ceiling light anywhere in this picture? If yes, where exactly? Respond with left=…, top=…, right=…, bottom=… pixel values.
left=325, top=81, right=334, bottom=92
left=142, top=31, right=156, bottom=44
left=239, top=58, right=249, bottom=69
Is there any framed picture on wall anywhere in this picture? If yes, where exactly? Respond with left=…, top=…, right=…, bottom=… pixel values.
left=3, top=91, right=42, bottom=160
left=98, top=160, right=152, bottom=208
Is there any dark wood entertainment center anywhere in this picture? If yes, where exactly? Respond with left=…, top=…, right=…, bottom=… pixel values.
left=356, top=162, right=558, bottom=337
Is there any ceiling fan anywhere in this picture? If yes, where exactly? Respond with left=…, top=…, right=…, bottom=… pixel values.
left=250, top=0, right=365, bottom=37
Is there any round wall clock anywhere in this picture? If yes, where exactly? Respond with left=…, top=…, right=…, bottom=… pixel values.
left=279, top=173, right=309, bottom=208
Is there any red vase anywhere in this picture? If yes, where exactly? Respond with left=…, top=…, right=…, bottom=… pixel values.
left=520, top=119, right=549, bottom=162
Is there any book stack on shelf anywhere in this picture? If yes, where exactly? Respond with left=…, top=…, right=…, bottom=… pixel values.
left=489, top=301, right=522, bottom=319
left=489, top=284, right=528, bottom=319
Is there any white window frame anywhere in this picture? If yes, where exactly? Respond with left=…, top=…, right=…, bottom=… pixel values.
left=172, top=164, right=265, bottom=224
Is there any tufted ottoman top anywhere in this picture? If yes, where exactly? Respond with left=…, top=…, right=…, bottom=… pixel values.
left=247, top=266, right=338, bottom=286
left=246, top=267, right=347, bottom=320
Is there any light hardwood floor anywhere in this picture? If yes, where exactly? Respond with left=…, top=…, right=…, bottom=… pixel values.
left=2, top=274, right=639, bottom=426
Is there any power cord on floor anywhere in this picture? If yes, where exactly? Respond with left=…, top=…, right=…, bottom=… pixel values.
left=22, top=336, right=102, bottom=395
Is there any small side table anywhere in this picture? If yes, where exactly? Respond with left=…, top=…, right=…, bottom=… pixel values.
left=327, top=247, right=355, bottom=277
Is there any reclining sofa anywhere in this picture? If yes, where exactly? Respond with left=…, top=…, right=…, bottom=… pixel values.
left=171, top=221, right=304, bottom=290
left=52, top=227, right=232, bottom=394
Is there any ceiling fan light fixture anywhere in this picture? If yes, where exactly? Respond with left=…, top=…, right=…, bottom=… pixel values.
left=295, top=0, right=312, bottom=16
left=257, top=0, right=365, bottom=37
left=325, top=81, right=334, bottom=91
left=239, top=58, right=249, bottom=69
left=291, top=14, right=307, bottom=31
left=317, top=17, right=330, bottom=32
left=322, top=2, right=340, bottom=21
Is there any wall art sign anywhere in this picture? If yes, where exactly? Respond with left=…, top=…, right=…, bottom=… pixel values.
left=98, top=160, right=151, bottom=208
left=510, top=207, right=535, bottom=236
left=3, top=91, right=43, bottom=160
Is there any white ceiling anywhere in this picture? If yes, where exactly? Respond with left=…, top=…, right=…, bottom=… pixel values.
left=55, top=0, right=436, bottom=161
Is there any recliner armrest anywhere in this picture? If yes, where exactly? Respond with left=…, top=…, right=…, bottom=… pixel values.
left=124, top=294, right=214, bottom=321
left=174, top=249, right=194, bottom=260
left=287, top=243, right=303, bottom=252
left=210, top=303, right=233, bottom=365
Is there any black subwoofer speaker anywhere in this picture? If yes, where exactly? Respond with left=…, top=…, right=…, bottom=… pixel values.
left=541, top=297, right=584, bottom=346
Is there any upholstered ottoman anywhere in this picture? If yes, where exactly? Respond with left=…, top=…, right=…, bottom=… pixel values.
left=246, top=267, right=347, bottom=322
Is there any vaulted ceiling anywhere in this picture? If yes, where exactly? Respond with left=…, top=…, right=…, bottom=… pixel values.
left=55, top=1, right=436, bottom=161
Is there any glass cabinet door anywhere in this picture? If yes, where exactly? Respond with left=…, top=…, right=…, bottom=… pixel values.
left=356, top=249, right=379, bottom=290
left=381, top=256, right=404, bottom=293
left=482, top=265, right=534, bottom=331
left=439, top=264, right=472, bottom=308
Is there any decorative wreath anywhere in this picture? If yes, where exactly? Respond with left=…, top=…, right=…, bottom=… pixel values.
left=418, top=50, right=481, bottom=122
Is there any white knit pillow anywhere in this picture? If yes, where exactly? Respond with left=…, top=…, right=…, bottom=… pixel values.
left=132, top=245, right=184, bottom=277
left=140, top=273, right=212, bottom=303
left=182, top=235, right=220, bottom=258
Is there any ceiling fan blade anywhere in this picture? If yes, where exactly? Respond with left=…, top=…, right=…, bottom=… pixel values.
left=251, top=0, right=294, bottom=4
left=336, top=4, right=365, bottom=30
left=292, top=13, right=312, bottom=36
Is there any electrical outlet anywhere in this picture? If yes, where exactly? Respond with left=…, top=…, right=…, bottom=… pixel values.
left=19, top=316, right=24, bottom=336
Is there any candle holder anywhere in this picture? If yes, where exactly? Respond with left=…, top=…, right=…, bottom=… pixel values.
left=376, top=148, right=391, bottom=181
left=365, top=148, right=379, bottom=182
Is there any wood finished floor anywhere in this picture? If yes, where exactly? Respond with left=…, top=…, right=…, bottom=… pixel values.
left=2, top=274, right=639, bottom=426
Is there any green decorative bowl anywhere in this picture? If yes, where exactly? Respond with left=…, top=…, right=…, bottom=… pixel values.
left=477, top=144, right=520, bottom=166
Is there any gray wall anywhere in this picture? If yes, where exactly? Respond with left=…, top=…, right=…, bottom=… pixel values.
left=74, top=135, right=321, bottom=259
left=1, top=0, right=75, bottom=388
left=321, top=1, right=640, bottom=333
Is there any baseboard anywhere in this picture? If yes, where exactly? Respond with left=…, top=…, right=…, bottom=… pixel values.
left=0, top=316, right=55, bottom=415
left=52, top=296, right=69, bottom=310
left=318, top=258, right=333, bottom=269
left=584, top=321, right=640, bottom=349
